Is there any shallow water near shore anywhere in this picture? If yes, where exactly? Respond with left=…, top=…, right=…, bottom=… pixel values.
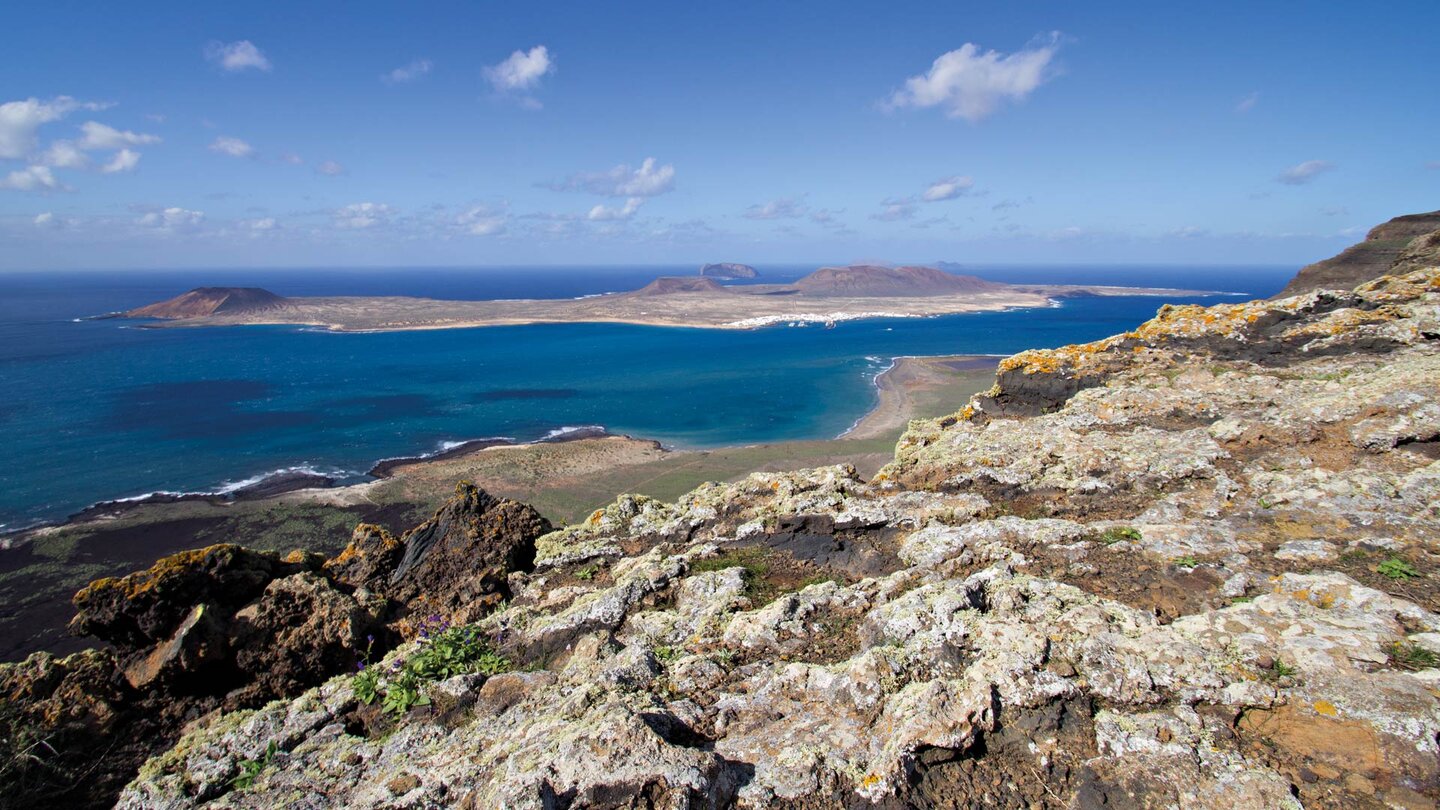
left=0, top=265, right=1293, bottom=530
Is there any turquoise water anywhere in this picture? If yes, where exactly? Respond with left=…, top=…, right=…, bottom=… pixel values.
left=0, top=266, right=1293, bottom=530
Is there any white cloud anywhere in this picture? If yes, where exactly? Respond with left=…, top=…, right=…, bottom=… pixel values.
left=587, top=197, right=643, bottom=221
left=921, top=175, right=974, bottom=202
left=0, top=96, right=106, bottom=159
left=335, top=202, right=393, bottom=229
left=1235, top=91, right=1260, bottom=113
left=743, top=197, right=807, bottom=220
left=205, top=40, right=272, bottom=73
left=279, top=152, right=303, bottom=165
left=484, top=45, right=553, bottom=93
left=0, top=165, right=61, bottom=191
left=455, top=205, right=507, bottom=235
left=871, top=200, right=917, bottom=222
left=138, top=207, right=205, bottom=229
left=244, top=217, right=277, bottom=231
left=77, top=121, right=160, bottom=150
left=39, top=140, right=88, bottom=169
left=315, top=160, right=345, bottom=176
left=33, top=212, right=54, bottom=226
left=209, top=136, right=255, bottom=158
left=553, top=157, right=675, bottom=197
left=383, top=58, right=433, bottom=84
left=101, top=148, right=141, bottom=173
left=886, top=33, right=1061, bottom=122
left=1276, top=160, right=1334, bottom=185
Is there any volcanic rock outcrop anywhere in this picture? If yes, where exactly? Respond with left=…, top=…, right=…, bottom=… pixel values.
left=122, top=287, right=290, bottom=319
left=103, top=264, right=1440, bottom=809
left=1277, top=210, right=1440, bottom=297
left=625, top=276, right=734, bottom=297
left=0, top=484, right=548, bottom=810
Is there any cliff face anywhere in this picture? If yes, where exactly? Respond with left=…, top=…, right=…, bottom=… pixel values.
left=91, top=266, right=1440, bottom=809
left=1276, top=210, right=1440, bottom=298
left=123, top=287, right=290, bottom=319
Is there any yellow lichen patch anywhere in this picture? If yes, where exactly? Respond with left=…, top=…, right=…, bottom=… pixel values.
left=1312, top=700, right=1339, bottom=717
left=74, top=544, right=245, bottom=604
left=586, top=509, right=605, bottom=525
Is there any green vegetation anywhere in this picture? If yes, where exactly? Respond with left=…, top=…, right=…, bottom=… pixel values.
left=1377, top=557, right=1420, bottom=581
left=1174, top=556, right=1200, bottom=568
left=354, top=624, right=512, bottom=718
left=690, top=546, right=780, bottom=604
left=574, top=564, right=599, bottom=581
left=230, top=741, right=278, bottom=791
left=1389, top=641, right=1439, bottom=671
left=653, top=644, right=683, bottom=663
left=1099, top=526, right=1142, bottom=545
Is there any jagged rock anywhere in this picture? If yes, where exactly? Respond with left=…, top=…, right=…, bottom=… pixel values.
left=69, top=544, right=302, bottom=649
left=323, top=523, right=403, bottom=592
left=228, top=572, right=387, bottom=701
left=383, top=481, right=550, bottom=625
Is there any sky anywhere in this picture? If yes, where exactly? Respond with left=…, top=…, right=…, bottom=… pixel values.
left=2, top=0, right=1438, bottom=271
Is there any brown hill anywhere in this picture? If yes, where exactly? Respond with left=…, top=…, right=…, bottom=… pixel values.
left=793, top=264, right=1004, bottom=297
left=125, top=287, right=290, bottom=319
left=625, top=276, right=733, bottom=296
left=1276, top=210, right=1440, bottom=297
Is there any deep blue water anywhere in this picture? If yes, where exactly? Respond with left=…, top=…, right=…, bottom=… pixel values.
left=0, top=265, right=1294, bottom=531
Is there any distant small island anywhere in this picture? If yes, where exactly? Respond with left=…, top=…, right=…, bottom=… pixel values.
left=116, top=264, right=1215, bottom=333
left=699, top=262, right=759, bottom=279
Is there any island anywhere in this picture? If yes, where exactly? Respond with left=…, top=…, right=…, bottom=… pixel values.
left=116, top=264, right=1214, bottom=332
left=699, top=262, right=759, bottom=279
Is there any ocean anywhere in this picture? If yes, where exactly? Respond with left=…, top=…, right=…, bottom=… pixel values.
left=0, top=265, right=1294, bottom=532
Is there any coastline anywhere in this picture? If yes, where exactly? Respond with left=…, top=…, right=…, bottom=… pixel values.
left=0, top=352, right=998, bottom=660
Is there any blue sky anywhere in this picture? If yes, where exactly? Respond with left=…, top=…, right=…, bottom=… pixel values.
left=2, top=0, right=1438, bottom=270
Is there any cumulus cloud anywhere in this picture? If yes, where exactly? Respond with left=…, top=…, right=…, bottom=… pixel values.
left=484, top=46, right=553, bottom=93
left=587, top=197, right=643, bottom=222
left=0, top=96, right=107, bottom=159
left=455, top=205, right=507, bottom=235
left=243, top=217, right=277, bottom=231
left=209, top=136, right=254, bottom=158
left=1276, top=160, right=1334, bottom=185
left=315, top=160, right=345, bottom=176
left=871, top=200, right=917, bottom=222
left=885, top=33, right=1061, bottom=122
left=1235, top=91, right=1260, bottom=113
left=0, top=165, right=61, bottom=191
left=77, top=121, right=160, bottom=150
left=334, top=202, right=393, bottom=229
left=101, top=148, right=141, bottom=173
left=383, top=58, right=433, bottom=84
left=551, top=157, right=675, bottom=197
left=33, top=212, right=54, bottom=226
left=138, top=207, right=205, bottom=229
left=743, top=197, right=807, bottom=220
left=921, top=175, right=974, bottom=202
left=205, top=40, right=271, bottom=72
left=38, top=140, right=88, bottom=169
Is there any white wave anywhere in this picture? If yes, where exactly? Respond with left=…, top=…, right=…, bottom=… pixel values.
left=539, top=425, right=606, bottom=441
